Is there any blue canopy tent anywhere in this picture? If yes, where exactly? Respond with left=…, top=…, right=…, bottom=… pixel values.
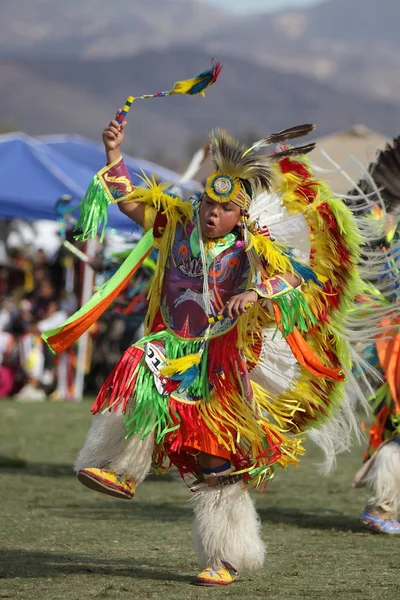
left=39, top=134, right=192, bottom=188
left=0, top=132, right=198, bottom=400
left=0, top=132, right=198, bottom=234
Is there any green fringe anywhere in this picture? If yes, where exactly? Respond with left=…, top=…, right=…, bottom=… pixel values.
left=273, top=289, right=318, bottom=338
left=123, top=330, right=210, bottom=443
left=369, top=381, right=392, bottom=413
left=124, top=362, right=178, bottom=444
left=72, top=175, right=111, bottom=242
left=245, top=462, right=275, bottom=489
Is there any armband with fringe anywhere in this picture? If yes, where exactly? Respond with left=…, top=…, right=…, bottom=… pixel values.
left=251, top=275, right=293, bottom=299
left=251, top=275, right=318, bottom=337
left=73, top=156, right=194, bottom=244
left=74, top=156, right=135, bottom=242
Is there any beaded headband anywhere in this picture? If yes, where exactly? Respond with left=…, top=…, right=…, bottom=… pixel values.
left=205, top=171, right=251, bottom=210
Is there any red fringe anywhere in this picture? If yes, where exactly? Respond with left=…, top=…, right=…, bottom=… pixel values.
left=211, top=60, right=223, bottom=83
left=91, top=346, right=144, bottom=414
left=208, top=327, right=240, bottom=387
left=167, top=399, right=205, bottom=455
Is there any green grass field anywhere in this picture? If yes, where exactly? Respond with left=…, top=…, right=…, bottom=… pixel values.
left=0, top=400, right=399, bottom=600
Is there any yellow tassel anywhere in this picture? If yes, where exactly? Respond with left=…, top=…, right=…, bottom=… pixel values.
left=172, top=77, right=202, bottom=95
left=160, top=353, right=201, bottom=377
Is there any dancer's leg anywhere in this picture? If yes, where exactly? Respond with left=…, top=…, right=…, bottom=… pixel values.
left=75, top=409, right=154, bottom=499
left=192, top=452, right=266, bottom=585
left=355, top=439, right=400, bottom=533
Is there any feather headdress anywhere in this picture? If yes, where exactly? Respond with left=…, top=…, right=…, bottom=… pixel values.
left=205, top=124, right=316, bottom=209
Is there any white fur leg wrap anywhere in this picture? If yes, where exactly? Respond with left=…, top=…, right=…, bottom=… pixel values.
left=365, top=441, right=400, bottom=515
left=192, top=481, right=266, bottom=572
left=74, top=410, right=154, bottom=485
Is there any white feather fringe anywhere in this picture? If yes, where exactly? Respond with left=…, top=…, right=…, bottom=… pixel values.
left=307, top=375, right=368, bottom=474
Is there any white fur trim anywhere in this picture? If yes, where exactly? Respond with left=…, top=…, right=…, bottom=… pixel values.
left=192, top=481, right=266, bottom=572
left=75, top=410, right=154, bottom=485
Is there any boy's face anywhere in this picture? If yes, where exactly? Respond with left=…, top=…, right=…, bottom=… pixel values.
left=199, top=194, right=241, bottom=239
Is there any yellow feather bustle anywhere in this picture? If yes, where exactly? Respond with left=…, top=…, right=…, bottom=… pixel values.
left=246, top=232, right=294, bottom=275
left=255, top=156, right=364, bottom=431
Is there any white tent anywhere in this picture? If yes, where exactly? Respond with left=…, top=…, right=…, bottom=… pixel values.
left=309, top=125, right=390, bottom=194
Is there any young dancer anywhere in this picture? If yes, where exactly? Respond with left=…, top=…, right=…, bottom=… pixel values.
left=44, top=114, right=364, bottom=585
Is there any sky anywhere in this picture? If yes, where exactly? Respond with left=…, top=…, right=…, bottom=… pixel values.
left=203, top=0, right=324, bottom=13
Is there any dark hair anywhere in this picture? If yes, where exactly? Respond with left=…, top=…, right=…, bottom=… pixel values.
left=240, top=179, right=253, bottom=199
left=231, top=224, right=241, bottom=236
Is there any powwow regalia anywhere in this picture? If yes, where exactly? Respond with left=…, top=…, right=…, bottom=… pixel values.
left=42, top=64, right=368, bottom=584
left=347, top=137, right=400, bottom=533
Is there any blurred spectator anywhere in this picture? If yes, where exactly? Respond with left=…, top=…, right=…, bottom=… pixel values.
left=14, top=277, right=68, bottom=401
left=33, top=248, right=48, bottom=268
left=0, top=227, right=150, bottom=400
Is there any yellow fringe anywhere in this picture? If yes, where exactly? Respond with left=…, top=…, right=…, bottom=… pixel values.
left=126, top=172, right=194, bottom=224
left=247, top=231, right=294, bottom=275
left=125, top=173, right=194, bottom=334
left=194, top=376, right=306, bottom=479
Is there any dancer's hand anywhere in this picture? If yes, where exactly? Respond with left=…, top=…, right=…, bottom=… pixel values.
left=221, top=290, right=258, bottom=319
left=102, top=109, right=127, bottom=164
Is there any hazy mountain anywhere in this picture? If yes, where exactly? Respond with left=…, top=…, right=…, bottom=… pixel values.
left=0, top=0, right=229, bottom=58
left=199, top=0, right=400, bottom=103
left=1, top=0, right=399, bottom=163
left=295, top=0, right=400, bottom=45
left=1, top=0, right=398, bottom=105
left=1, top=49, right=399, bottom=163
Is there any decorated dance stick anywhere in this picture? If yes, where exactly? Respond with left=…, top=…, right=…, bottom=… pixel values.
left=208, top=302, right=252, bottom=325
left=116, top=61, right=222, bottom=125
left=116, top=96, right=135, bottom=125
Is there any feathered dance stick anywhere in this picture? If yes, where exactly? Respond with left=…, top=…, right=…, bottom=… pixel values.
left=74, top=61, right=222, bottom=242
left=116, top=61, right=222, bottom=125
